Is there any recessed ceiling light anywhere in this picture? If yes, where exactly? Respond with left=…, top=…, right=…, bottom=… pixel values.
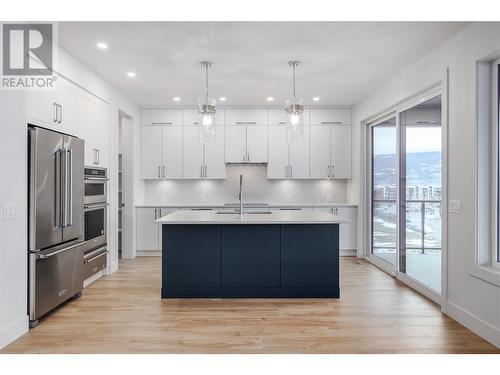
left=173, top=97, right=181, bottom=102
left=127, top=72, right=136, bottom=78
left=219, top=97, right=226, bottom=101
left=267, top=97, right=274, bottom=102
left=313, top=97, right=320, bottom=102
left=96, top=42, right=108, bottom=50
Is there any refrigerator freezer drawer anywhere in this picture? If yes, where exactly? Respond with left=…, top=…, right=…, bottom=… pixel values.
left=29, top=243, right=85, bottom=323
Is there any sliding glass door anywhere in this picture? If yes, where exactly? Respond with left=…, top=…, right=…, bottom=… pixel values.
left=369, top=95, right=442, bottom=296
left=371, top=117, right=397, bottom=266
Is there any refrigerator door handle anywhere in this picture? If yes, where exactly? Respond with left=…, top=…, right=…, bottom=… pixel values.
left=54, top=149, right=62, bottom=228
left=66, top=149, right=73, bottom=227
left=60, top=148, right=67, bottom=227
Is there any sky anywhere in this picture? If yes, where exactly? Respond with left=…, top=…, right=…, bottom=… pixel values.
left=373, top=125, right=442, bottom=155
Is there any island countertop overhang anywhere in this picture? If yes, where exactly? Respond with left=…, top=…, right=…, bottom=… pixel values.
left=156, top=209, right=349, bottom=225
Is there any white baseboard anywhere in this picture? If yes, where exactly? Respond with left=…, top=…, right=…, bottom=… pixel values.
left=340, top=249, right=356, bottom=257
left=445, top=301, right=500, bottom=348
left=136, top=250, right=161, bottom=257
left=0, top=315, right=28, bottom=350
left=105, top=261, right=118, bottom=275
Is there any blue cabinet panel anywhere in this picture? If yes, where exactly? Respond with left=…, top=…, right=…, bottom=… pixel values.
left=221, top=225, right=281, bottom=287
left=162, top=224, right=221, bottom=288
left=281, top=224, right=339, bottom=288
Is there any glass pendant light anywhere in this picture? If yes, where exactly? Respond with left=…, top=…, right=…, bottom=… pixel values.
left=284, top=61, right=304, bottom=141
left=198, top=61, right=216, bottom=143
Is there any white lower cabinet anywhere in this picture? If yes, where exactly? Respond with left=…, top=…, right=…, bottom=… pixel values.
left=136, top=208, right=176, bottom=253
left=314, top=206, right=357, bottom=252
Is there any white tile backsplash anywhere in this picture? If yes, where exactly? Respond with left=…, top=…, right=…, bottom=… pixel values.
left=143, top=165, right=348, bottom=205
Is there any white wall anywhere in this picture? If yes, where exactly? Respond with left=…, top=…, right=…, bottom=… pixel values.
left=349, top=22, right=500, bottom=347
left=0, top=92, right=29, bottom=348
left=0, top=46, right=140, bottom=349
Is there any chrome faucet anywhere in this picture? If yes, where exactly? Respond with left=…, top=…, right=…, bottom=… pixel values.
left=238, top=174, right=243, bottom=217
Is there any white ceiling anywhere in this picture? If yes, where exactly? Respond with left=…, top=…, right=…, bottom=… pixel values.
left=58, top=22, right=468, bottom=108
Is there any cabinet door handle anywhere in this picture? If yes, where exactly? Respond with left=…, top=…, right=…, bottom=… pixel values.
left=246, top=121, right=256, bottom=125
left=278, top=121, right=286, bottom=125
left=235, top=121, right=245, bottom=125
left=163, top=165, right=166, bottom=178
left=58, top=104, right=63, bottom=124
left=290, top=165, right=293, bottom=178
left=151, top=122, right=172, bottom=125
left=154, top=208, right=157, bottom=220
left=200, top=166, right=203, bottom=178
left=158, top=166, right=161, bottom=178
left=331, top=165, right=335, bottom=178
left=53, top=102, right=58, bottom=123
left=321, top=121, right=341, bottom=125
left=96, top=149, right=99, bottom=165
left=247, top=149, right=251, bottom=162
left=242, top=149, right=246, bottom=162
left=204, top=165, right=207, bottom=178
left=327, top=165, right=330, bottom=178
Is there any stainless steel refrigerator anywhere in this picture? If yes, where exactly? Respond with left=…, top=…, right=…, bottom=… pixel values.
left=28, top=126, right=85, bottom=327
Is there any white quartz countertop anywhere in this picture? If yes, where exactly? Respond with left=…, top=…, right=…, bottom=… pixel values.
left=137, top=202, right=358, bottom=208
left=156, top=209, right=349, bottom=225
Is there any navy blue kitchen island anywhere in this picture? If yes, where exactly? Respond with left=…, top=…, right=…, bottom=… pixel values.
left=158, top=210, right=343, bottom=298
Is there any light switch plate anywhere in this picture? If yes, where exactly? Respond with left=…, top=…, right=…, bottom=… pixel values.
left=326, top=194, right=332, bottom=202
left=449, top=199, right=462, bottom=214
left=3, top=203, right=14, bottom=220
left=200, top=193, right=207, bottom=202
left=160, top=193, right=167, bottom=202
left=286, top=194, right=292, bottom=202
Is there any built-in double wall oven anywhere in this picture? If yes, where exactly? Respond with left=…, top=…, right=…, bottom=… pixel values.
left=82, top=167, right=108, bottom=279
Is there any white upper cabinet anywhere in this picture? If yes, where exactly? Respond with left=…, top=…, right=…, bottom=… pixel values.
left=246, top=126, right=268, bottom=163
left=140, top=126, right=163, bottom=179
left=225, top=125, right=247, bottom=163
left=330, top=125, right=351, bottom=179
left=183, top=109, right=225, bottom=126
left=182, top=126, right=205, bottom=179
left=57, top=78, right=80, bottom=136
left=141, top=110, right=182, bottom=126
left=26, top=75, right=80, bottom=137
left=269, top=108, right=310, bottom=126
left=267, top=126, right=288, bottom=179
left=225, top=109, right=268, bottom=126
left=225, top=125, right=268, bottom=163
left=203, top=126, right=226, bottom=179
left=162, top=126, right=183, bottom=179
left=310, top=126, right=332, bottom=179
left=310, top=108, right=351, bottom=125
left=140, top=124, right=183, bottom=179
left=288, top=126, right=310, bottom=179
left=80, top=91, right=109, bottom=168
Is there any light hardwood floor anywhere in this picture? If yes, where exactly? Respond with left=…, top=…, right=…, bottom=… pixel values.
left=2, top=257, right=499, bottom=354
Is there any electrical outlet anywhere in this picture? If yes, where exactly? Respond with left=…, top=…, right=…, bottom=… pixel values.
left=286, top=194, right=292, bottom=202
left=200, top=193, right=207, bottom=202
left=449, top=200, right=462, bottom=214
left=3, top=204, right=14, bottom=220
left=326, top=194, right=332, bottom=202
left=160, top=193, right=167, bottom=202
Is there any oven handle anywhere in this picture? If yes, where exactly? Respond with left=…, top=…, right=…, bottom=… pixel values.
left=84, top=177, right=109, bottom=181
left=84, top=250, right=109, bottom=263
left=84, top=203, right=109, bottom=211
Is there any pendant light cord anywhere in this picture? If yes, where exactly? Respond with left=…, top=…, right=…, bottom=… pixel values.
left=205, top=63, right=209, bottom=105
